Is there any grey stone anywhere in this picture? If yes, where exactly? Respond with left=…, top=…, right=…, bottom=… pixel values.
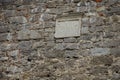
left=64, top=37, right=77, bottom=43
left=100, top=40, right=120, bottom=47
left=7, top=66, right=22, bottom=73
left=0, top=57, right=8, bottom=61
left=91, top=55, right=113, bottom=65
left=18, top=41, right=33, bottom=51
left=65, top=43, right=79, bottom=50
left=64, top=50, right=79, bottom=58
left=31, top=6, right=43, bottom=14
left=110, top=48, right=120, bottom=57
left=81, top=27, right=89, bottom=34
left=5, top=10, right=16, bottom=17
left=18, top=29, right=42, bottom=40
left=0, top=25, right=10, bottom=33
left=9, top=16, right=27, bottom=24
left=0, top=33, right=8, bottom=41
left=39, top=13, right=54, bottom=21
left=9, top=50, right=19, bottom=57
left=54, top=43, right=65, bottom=50
left=91, top=48, right=110, bottom=56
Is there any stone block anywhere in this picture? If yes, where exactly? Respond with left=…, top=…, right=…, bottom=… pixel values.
left=110, top=48, right=120, bottom=57
left=0, top=25, right=10, bottom=33
left=90, top=66, right=108, bottom=76
left=18, top=29, right=42, bottom=40
left=54, top=43, right=65, bottom=50
left=9, top=50, right=19, bottom=57
left=5, top=10, right=16, bottom=17
left=64, top=50, right=79, bottom=58
left=81, top=27, right=89, bottom=34
left=64, top=37, right=77, bottom=43
left=0, top=33, right=10, bottom=41
left=65, top=43, right=79, bottom=50
left=100, top=40, right=120, bottom=47
left=91, top=55, right=113, bottom=65
left=18, top=41, right=33, bottom=51
left=9, top=16, right=27, bottom=24
left=55, top=16, right=81, bottom=38
left=91, top=48, right=110, bottom=56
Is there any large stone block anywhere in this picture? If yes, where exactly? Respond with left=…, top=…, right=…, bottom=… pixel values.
left=9, top=16, right=27, bottom=24
left=55, top=15, right=81, bottom=38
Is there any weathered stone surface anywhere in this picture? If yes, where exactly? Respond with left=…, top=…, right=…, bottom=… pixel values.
left=18, top=29, right=42, bottom=40
left=54, top=43, right=65, bottom=50
left=91, top=48, right=110, bottom=56
left=55, top=17, right=81, bottom=38
left=0, top=33, right=9, bottom=41
left=91, top=55, right=113, bottom=65
left=18, top=41, right=33, bottom=51
left=65, top=43, right=79, bottom=50
left=0, top=25, right=10, bottom=33
left=9, top=16, right=27, bottom=24
left=110, top=48, right=120, bottom=57
left=0, top=57, right=8, bottom=61
left=64, top=37, right=77, bottom=43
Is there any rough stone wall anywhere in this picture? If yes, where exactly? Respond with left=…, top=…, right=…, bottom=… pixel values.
left=0, top=0, right=120, bottom=80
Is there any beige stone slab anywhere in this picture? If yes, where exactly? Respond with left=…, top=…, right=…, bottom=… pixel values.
left=55, top=17, right=81, bottom=38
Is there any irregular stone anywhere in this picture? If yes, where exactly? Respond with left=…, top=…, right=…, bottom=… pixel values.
left=100, top=39, right=120, bottom=47
left=91, top=55, right=113, bottom=65
left=31, top=6, right=43, bottom=14
left=90, top=66, right=108, bottom=75
left=0, top=25, right=10, bottom=33
left=64, top=50, right=79, bottom=58
left=81, top=27, right=89, bottom=34
left=9, top=50, right=19, bottom=57
left=7, top=66, right=22, bottom=73
left=39, top=13, right=54, bottom=21
left=64, top=37, right=77, bottom=43
left=18, top=41, right=33, bottom=51
left=4, top=10, right=16, bottom=17
left=0, top=57, right=8, bottom=61
left=91, top=48, right=110, bottom=56
left=0, top=33, right=9, bottom=41
left=110, top=48, right=120, bottom=57
left=9, top=16, right=27, bottom=24
left=54, top=43, right=65, bottom=50
left=18, top=29, right=42, bottom=40
left=65, top=43, right=79, bottom=50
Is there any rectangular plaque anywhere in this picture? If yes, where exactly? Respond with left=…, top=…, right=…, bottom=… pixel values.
left=55, top=17, right=81, bottom=38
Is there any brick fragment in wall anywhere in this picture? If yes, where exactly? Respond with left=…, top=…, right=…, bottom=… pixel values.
left=4, top=10, right=16, bottom=17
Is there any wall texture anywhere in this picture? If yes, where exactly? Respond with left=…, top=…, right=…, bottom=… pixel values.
left=0, top=0, right=120, bottom=80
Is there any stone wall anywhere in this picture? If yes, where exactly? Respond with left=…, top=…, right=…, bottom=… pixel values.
left=0, top=0, right=120, bottom=80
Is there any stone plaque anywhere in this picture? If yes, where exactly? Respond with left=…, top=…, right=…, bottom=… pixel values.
left=55, top=17, right=81, bottom=38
